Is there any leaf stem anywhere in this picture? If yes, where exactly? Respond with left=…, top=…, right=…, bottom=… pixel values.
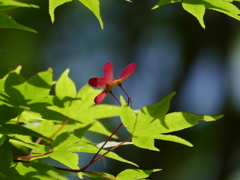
left=80, top=89, right=132, bottom=171
left=79, top=92, right=123, bottom=172
left=15, top=113, right=21, bottom=124
left=14, top=149, right=54, bottom=160
left=92, top=135, right=133, bottom=163
left=50, top=167, right=118, bottom=180
left=48, top=121, right=69, bottom=141
left=110, top=92, right=121, bottom=105
left=80, top=135, right=133, bottom=171
left=86, top=122, right=123, bottom=168
left=119, top=85, right=132, bottom=107
left=14, top=136, right=132, bottom=177
left=28, top=121, right=69, bottom=157
left=84, top=171, right=117, bottom=179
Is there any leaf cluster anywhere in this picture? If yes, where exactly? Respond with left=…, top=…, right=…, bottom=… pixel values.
left=152, top=0, right=240, bottom=28
left=0, top=0, right=239, bottom=32
left=0, top=66, right=223, bottom=179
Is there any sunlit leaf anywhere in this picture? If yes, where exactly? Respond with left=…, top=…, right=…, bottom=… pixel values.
left=4, top=72, right=26, bottom=106
left=89, top=121, right=118, bottom=139
left=120, top=93, right=223, bottom=151
left=24, top=68, right=53, bottom=100
left=116, top=169, right=161, bottom=180
left=50, top=151, right=79, bottom=169
left=9, top=135, right=48, bottom=151
left=0, top=12, right=37, bottom=32
left=80, top=104, right=120, bottom=119
left=78, top=145, right=138, bottom=167
left=154, top=134, right=193, bottom=147
left=203, top=0, right=240, bottom=22
left=15, top=162, right=68, bottom=180
left=152, top=0, right=240, bottom=28
left=132, top=136, right=160, bottom=151
left=138, top=92, right=175, bottom=123
left=158, top=112, right=224, bottom=133
left=84, top=171, right=115, bottom=179
left=0, top=0, right=38, bottom=11
left=49, top=0, right=72, bottom=23
left=0, top=124, right=49, bottom=140
left=48, top=81, right=120, bottom=137
left=182, top=0, right=205, bottom=28
left=152, top=0, right=182, bottom=10
left=55, top=68, right=77, bottom=103
left=78, top=0, right=103, bottom=29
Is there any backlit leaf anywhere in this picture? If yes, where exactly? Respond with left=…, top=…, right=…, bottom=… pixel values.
left=15, top=162, right=68, bottom=180
left=120, top=93, right=223, bottom=151
left=0, top=0, right=38, bottom=11
left=117, top=169, right=161, bottom=180
left=55, top=68, right=77, bottom=102
left=50, top=151, right=79, bottom=169
left=9, top=135, right=48, bottom=151
left=24, top=68, right=53, bottom=100
left=0, top=124, right=49, bottom=140
left=152, top=0, right=240, bottom=28
left=158, top=112, right=224, bottom=133
left=49, top=0, right=72, bottom=23
left=152, top=0, right=182, bottom=10
left=132, top=136, right=159, bottom=151
left=78, top=145, right=138, bottom=167
left=84, top=171, right=115, bottom=179
left=78, top=0, right=103, bottom=29
left=203, top=0, right=240, bottom=21
left=0, top=12, right=37, bottom=32
left=182, top=0, right=205, bottom=28
left=4, top=72, right=26, bottom=106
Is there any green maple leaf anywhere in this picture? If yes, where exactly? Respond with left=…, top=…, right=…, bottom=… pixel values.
left=120, top=93, right=223, bottom=151
left=116, top=169, right=161, bottom=180
left=47, top=69, right=120, bottom=138
left=152, top=0, right=240, bottom=28
left=0, top=12, right=37, bottom=33
left=0, top=0, right=38, bottom=32
left=15, top=162, right=68, bottom=180
left=32, top=124, right=137, bottom=168
left=0, top=0, right=38, bottom=11
left=49, top=0, right=103, bottom=29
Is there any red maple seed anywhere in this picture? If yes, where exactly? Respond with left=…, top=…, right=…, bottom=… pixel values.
left=88, top=61, right=136, bottom=103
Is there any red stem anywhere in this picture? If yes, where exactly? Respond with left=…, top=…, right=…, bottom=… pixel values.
left=91, top=136, right=133, bottom=164
left=81, top=90, right=131, bottom=171
left=110, top=92, right=121, bottom=105
left=14, top=149, right=54, bottom=160
left=119, top=85, right=132, bottom=106
left=48, top=121, right=69, bottom=140
left=80, top=136, right=133, bottom=171
left=50, top=167, right=117, bottom=179
left=84, top=170, right=117, bottom=179
left=13, top=136, right=133, bottom=178
left=14, top=87, right=133, bottom=180
left=84, top=92, right=122, bottom=167
left=88, top=122, right=123, bottom=163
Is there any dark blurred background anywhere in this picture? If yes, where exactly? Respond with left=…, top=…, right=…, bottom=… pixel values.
left=1, top=0, right=240, bottom=179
